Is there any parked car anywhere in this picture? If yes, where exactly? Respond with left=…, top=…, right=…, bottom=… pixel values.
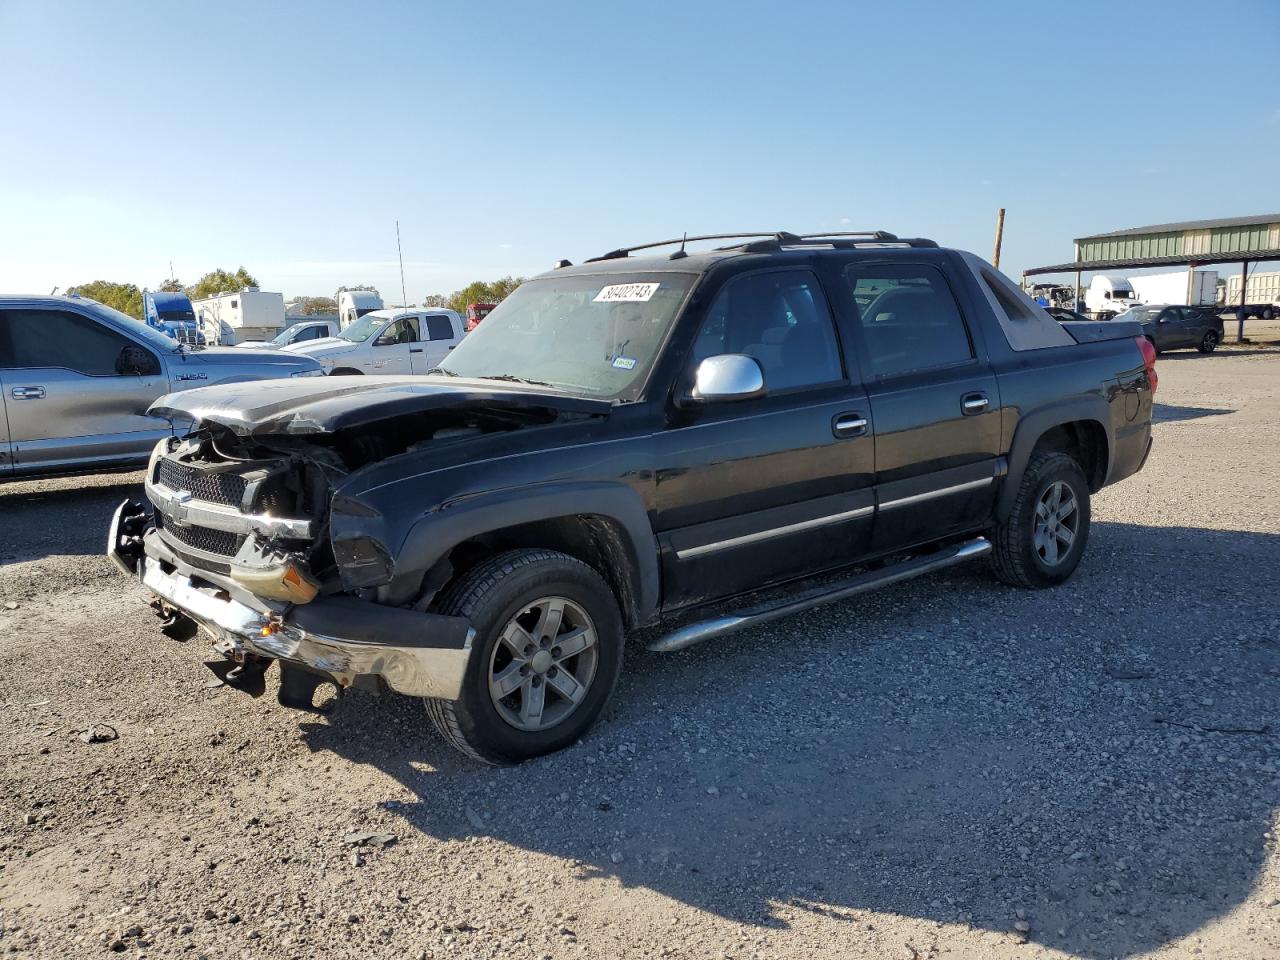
left=0, top=296, right=324, bottom=479
left=1045, top=307, right=1092, bottom=323
left=109, top=231, right=1155, bottom=764
left=1114, top=304, right=1224, bottom=353
left=282, top=308, right=464, bottom=375
left=235, top=319, right=340, bottom=349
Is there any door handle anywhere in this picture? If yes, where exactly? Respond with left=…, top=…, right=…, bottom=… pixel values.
left=961, top=393, right=989, bottom=415
left=832, top=412, right=868, bottom=438
left=11, top=386, right=45, bottom=400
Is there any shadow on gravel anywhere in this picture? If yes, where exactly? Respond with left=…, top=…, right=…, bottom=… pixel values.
left=304, top=519, right=1280, bottom=960
left=0, top=476, right=145, bottom=563
left=1152, top=403, right=1235, bottom=423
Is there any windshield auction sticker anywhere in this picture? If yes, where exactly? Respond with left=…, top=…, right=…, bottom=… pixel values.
left=594, top=282, right=660, bottom=303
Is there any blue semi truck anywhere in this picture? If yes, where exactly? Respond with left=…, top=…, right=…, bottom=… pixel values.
left=143, top=290, right=203, bottom=344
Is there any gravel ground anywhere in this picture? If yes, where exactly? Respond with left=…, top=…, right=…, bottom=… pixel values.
left=2, top=327, right=1279, bottom=960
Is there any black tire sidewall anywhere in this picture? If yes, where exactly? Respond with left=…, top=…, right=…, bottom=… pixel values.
left=446, top=558, right=623, bottom=763
left=1199, top=332, right=1217, bottom=353
left=1016, top=457, right=1091, bottom=586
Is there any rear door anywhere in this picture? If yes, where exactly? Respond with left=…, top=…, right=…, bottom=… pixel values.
left=414, top=314, right=462, bottom=373
left=367, top=316, right=418, bottom=374
left=656, top=266, right=876, bottom=608
left=839, top=260, right=1002, bottom=553
left=0, top=306, right=170, bottom=475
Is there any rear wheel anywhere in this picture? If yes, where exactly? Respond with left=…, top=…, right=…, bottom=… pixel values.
left=330, top=368, right=362, bottom=376
left=425, top=549, right=624, bottom=765
left=1198, top=331, right=1219, bottom=353
left=991, top=452, right=1091, bottom=589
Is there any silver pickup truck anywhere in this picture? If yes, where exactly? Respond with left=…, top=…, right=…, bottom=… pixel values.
left=0, top=295, right=324, bottom=479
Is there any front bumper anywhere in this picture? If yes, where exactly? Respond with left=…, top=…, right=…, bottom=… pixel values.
left=109, top=500, right=474, bottom=700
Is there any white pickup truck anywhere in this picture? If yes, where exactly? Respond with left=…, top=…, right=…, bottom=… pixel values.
left=235, top=319, right=340, bottom=350
left=282, top=309, right=464, bottom=375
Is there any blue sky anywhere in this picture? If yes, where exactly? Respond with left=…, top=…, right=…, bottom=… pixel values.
left=2, top=0, right=1277, bottom=300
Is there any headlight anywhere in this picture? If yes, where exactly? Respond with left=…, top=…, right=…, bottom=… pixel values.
left=291, top=368, right=325, bottom=378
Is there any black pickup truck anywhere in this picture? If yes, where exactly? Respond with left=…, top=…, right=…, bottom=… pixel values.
left=109, top=231, right=1155, bottom=764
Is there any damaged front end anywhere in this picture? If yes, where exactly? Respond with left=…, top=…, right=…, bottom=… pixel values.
left=108, top=427, right=474, bottom=710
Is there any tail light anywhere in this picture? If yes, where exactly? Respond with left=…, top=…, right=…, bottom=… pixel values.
left=1135, top=336, right=1157, bottom=394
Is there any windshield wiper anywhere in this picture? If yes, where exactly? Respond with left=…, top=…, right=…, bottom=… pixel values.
left=477, top=374, right=557, bottom=388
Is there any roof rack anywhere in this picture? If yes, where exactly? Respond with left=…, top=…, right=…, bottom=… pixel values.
left=584, top=231, right=936, bottom=262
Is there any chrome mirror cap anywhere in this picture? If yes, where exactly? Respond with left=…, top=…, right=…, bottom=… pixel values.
left=690, top=354, right=765, bottom=402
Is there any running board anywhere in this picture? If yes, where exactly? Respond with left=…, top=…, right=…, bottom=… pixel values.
left=648, top=537, right=992, bottom=653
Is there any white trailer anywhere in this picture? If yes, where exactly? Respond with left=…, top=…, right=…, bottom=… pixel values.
left=193, top=289, right=286, bottom=344
left=1223, top=271, right=1280, bottom=319
left=1129, top=270, right=1217, bottom=307
left=337, top=290, right=384, bottom=329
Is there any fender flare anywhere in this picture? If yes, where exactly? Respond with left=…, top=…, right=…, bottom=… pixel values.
left=387, top=481, right=660, bottom=624
left=998, top=397, right=1112, bottom=521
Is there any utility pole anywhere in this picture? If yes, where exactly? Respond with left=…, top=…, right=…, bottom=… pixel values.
left=992, top=208, right=1006, bottom=269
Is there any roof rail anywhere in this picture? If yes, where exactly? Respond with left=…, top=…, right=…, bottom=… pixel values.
left=585, top=231, right=935, bottom=262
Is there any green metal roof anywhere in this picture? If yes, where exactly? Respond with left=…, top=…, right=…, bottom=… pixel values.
left=1026, top=214, right=1280, bottom=276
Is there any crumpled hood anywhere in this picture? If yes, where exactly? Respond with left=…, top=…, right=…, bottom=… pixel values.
left=148, top=375, right=611, bottom=436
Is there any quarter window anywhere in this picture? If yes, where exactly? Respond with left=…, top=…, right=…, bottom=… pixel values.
left=845, top=264, right=973, bottom=377
left=692, top=269, right=843, bottom=392
left=0, top=309, right=158, bottom=376
left=425, top=315, right=455, bottom=341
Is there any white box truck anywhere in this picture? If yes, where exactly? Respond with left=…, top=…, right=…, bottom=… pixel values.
left=1223, top=272, right=1280, bottom=320
left=1129, top=270, right=1217, bottom=307
left=193, top=289, right=286, bottom=344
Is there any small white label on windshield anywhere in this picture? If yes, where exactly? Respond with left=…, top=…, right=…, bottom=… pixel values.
left=611, top=356, right=637, bottom=370
left=594, top=282, right=660, bottom=303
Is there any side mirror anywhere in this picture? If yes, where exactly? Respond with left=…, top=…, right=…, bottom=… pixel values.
left=686, top=354, right=765, bottom=404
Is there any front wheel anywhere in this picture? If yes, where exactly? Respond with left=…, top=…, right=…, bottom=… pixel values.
left=991, top=452, right=1091, bottom=589
left=425, top=549, right=624, bottom=765
left=1198, top=331, right=1219, bottom=353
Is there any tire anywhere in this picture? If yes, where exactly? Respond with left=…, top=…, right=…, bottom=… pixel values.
left=329, top=368, right=363, bottom=376
left=1263, top=308, right=1274, bottom=321
left=425, top=549, right=624, bottom=765
left=1198, top=331, right=1219, bottom=353
left=990, top=452, right=1091, bottom=589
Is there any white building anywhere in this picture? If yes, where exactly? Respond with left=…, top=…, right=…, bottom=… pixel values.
left=193, top=288, right=286, bottom=344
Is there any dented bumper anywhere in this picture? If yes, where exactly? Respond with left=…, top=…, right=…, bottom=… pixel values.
left=109, top=500, right=474, bottom=700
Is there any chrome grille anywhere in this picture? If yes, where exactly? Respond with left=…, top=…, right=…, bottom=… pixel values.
left=155, top=513, right=247, bottom=558
left=156, top=459, right=246, bottom=507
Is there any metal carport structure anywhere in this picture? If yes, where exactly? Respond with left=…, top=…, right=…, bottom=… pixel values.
left=1023, top=214, right=1280, bottom=340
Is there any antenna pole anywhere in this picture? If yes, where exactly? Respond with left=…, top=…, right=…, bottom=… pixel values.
left=992, top=208, right=1006, bottom=269
left=396, top=220, right=409, bottom=309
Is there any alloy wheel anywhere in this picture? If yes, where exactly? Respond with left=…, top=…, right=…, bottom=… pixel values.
left=487, top=597, right=599, bottom=731
left=1033, top=481, right=1079, bottom=567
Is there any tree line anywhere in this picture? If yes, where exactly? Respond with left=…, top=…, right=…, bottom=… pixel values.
left=66, top=272, right=525, bottom=322
left=67, top=267, right=260, bottom=320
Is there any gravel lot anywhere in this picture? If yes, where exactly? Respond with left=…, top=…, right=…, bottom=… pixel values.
left=2, top=327, right=1279, bottom=960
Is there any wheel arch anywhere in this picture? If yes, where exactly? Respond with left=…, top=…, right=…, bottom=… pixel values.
left=998, top=401, right=1111, bottom=521
left=389, top=482, right=659, bottom=629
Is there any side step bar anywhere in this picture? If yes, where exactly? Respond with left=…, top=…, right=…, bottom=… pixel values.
left=648, top=537, right=991, bottom=653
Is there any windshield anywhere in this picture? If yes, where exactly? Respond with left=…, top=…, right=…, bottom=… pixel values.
left=81, top=300, right=185, bottom=352
left=437, top=273, right=697, bottom=399
left=272, top=322, right=313, bottom=346
left=1116, top=306, right=1155, bottom=321
left=1113, top=288, right=1135, bottom=299
left=157, top=309, right=195, bottom=325
left=337, top=313, right=388, bottom=343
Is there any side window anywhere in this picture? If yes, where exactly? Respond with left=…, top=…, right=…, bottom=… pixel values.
left=0, top=309, right=157, bottom=376
left=691, top=270, right=843, bottom=392
left=1178, top=308, right=1203, bottom=323
left=376, top=317, right=419, bottom=345
left=425, top=315, right=454, bottom=341
left=846, top=264, right=973, bottom=378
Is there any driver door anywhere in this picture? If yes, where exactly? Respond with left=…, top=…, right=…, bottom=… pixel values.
left=0, top=306, right=169, bottom=475
left=369, top=315, right=418, bottom=374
